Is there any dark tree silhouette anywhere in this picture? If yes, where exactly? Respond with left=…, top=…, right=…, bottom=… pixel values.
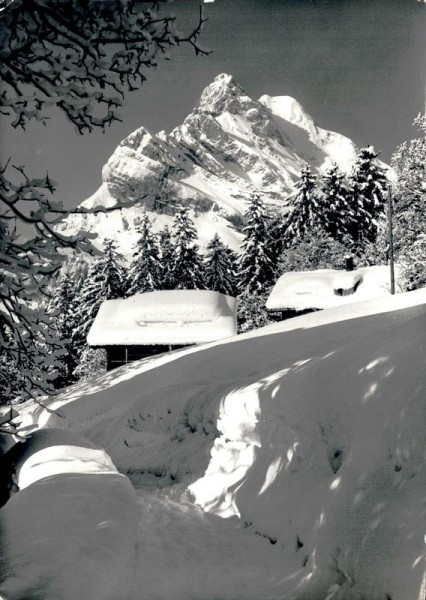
left=0, top=0, right=209, bottom=132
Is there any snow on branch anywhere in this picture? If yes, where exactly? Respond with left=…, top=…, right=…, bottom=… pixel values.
left=0, top=0, right=210, bottom=133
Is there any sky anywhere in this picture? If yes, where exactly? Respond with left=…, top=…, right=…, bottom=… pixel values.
left=1, top=0, right=425, bottom=209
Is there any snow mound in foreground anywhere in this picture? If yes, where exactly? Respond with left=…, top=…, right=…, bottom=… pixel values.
left=0, top=429, right=139, bottom=600
left=12, top=288, right=426, bottom=599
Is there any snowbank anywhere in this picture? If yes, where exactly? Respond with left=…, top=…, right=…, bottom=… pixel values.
left=12, top=288, right=426, bottom=599
left=0, top=429, right=139, bottom=600
left=190, top=300, right=426, bottom=598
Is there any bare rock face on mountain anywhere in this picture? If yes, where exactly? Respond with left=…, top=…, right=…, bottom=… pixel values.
left=59, top=74, right=361, bottom=255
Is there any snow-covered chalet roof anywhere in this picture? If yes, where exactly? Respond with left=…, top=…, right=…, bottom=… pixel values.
left=87, top=290, right=237, bottom=347
left=266, top=265, right=397, bottom=312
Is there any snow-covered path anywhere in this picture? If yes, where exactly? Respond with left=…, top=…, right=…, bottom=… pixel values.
left=131, top=485, right=300, bottom=600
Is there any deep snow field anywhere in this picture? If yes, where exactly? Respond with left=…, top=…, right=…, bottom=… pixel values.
left=1, top=288, right=426, bottom=600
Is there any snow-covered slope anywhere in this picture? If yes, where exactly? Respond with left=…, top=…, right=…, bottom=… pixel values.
left=6, top=288, right=426, bottom=600
left=59, top=73, right=374, bottom=254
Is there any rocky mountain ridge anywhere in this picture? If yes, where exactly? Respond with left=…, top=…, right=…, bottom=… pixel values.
left=59, top=74, right=376, bottom=255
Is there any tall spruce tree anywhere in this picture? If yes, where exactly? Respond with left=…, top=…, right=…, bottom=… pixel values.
left=283, top=166, right=321, bottom=245
left=239, top=194, right=275, bottom=294
left=391, top=115, right=426, bottom=290
left=127, top=213, right=161, bottom=295
left=48, top=271, right=76, bottom=343
left=348, top=146, right=388, bottom=244
left=204, top=234, right=239, bottom=296
left=171, top=206, right=205, bottom=289
left=71, top=239, right=125, bottom=355
left=320, top=164, right=353, bottom=242
left=103, top=239, right=126, bottom=299
left=47, top=268, right=79, bottom=386
left=157, top=226, right=176, bottom=290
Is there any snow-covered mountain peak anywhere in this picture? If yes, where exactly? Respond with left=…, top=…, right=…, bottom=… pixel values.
left=198, top=73, right=267, bottom=122
left=199, top=73, right=239, bottom=110
left=60, top=74, right=390, bottom=255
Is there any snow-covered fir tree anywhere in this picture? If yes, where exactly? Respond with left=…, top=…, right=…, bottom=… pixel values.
left=71, top=239, right=126, bottom=356
left=48, top=270, right=76, bottom=341
left=127, top=212, right=162, bottom=295
left=73, top=347, right=107, bottom=381
left=47, top=268, right=79, bottom=386
left=391, top=114, right=426, bottom=290
left=102, top=239, right=126, bottom=299
left=320, top=164, right=353, bottom=242
left=239, top=194, right=275, bottom=294
left=171, top=206, right=205, bottom=290
left=204, top=234, right=239, bottom=296
left=157, top=226, right=176, bottom=290
left=283, top=166, right=321, bottom=245
left=348, top=146, right=388, bottom=244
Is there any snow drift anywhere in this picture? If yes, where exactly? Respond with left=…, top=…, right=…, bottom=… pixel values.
left=6, top=288, right=426, bottom=599
left=0, top=429, right=139, bottom=600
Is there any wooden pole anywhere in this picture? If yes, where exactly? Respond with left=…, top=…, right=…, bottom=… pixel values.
left=387, top=185, right=395, bottom=295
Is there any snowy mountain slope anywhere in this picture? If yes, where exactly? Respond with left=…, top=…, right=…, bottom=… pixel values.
left=8, top=287, right=426, bottom=600
left=59, top=73, right=377, bottom=254
left=260, top=94, right=357, bottom=173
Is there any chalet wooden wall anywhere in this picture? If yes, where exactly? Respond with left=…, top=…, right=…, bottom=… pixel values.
left=104, top=344, right=190, bottom=370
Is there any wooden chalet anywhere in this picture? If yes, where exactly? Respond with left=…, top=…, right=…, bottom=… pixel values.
left=87, top=289, right=238, bottom=370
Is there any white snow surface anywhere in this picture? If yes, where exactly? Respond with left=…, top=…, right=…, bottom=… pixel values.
left=3, top=287, right=426, bottom=599
left=17, top=445, right=118, bottom=490
left=267, top=265, right=399, bottom=311
left=87, top=290, right=237, bottom=346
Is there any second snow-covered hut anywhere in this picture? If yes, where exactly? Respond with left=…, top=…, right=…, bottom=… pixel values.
left=266, top=265, right=397, bottom=319
left=87, top=289, right=237, bottom=370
